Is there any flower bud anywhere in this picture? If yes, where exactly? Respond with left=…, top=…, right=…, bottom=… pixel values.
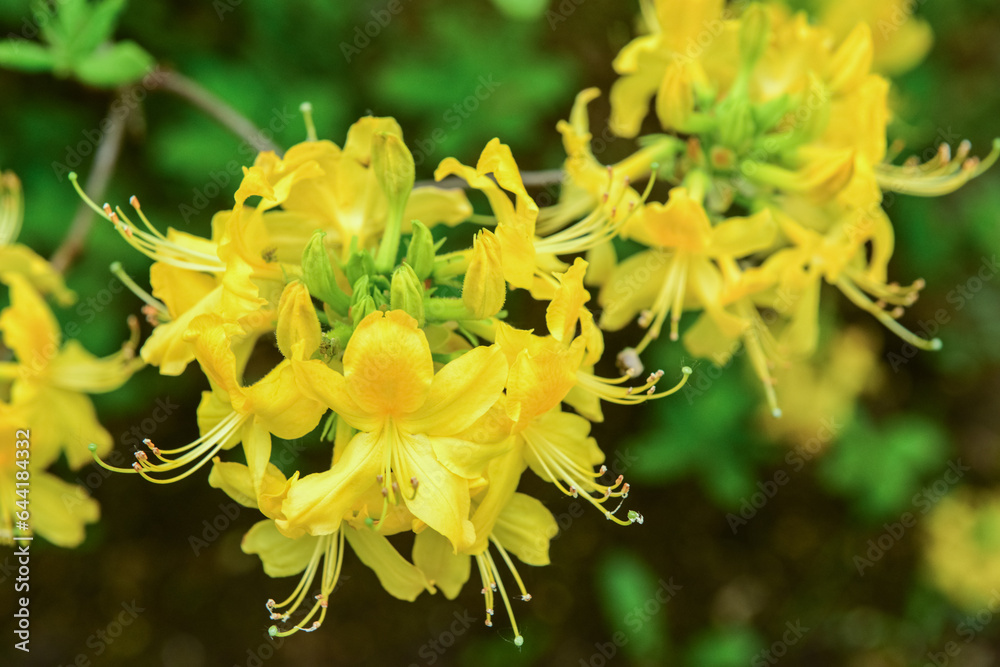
left=390, top=263, right=425, bottom=326
left=352, top=294, right=377, bottom=327
left=717, top=97, right=756, bottom=152
left=656, top=61, right=695, bottom=133
left=373, top=132, right=416, bottom=273
left=739, top=4, right=771, bottom=69
left=405, top=220, right=435, bottom=281
left=462, top=229, right=505, bottom=320
left=276, top=280, right=322, bottom=361
left=344, top=248, right=376, bottom=287
left=301, top=230, right=350, bottom=316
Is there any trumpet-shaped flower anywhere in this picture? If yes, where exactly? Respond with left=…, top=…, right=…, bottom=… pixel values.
left=279, top=310, right=508, bottom=552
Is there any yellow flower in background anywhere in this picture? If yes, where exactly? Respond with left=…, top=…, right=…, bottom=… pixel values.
left=0, top=395, right=100, bottom=547
left=280, top=310, right=509, bottom=552
left=92, top=281, right=328, bottom=513
left=816, top=0, right=933, bottom=75
left=0, top=171, right=74, bottom=306
left=249, top=117, right=471, bottom=263
left=0, top=273, right=141, bottom=467
left=925, top=490, right=1000, bottom=611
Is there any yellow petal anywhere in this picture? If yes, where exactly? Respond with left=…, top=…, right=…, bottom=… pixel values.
left=462, top=229, right=506, bottom=320
left=412, top=529, right=471, bottom=599
left=708, top=209, right=776, bottom=257
left=397, top=430, right=476, bottom=553
left=0, top=244, right=75, bottom=306
left=403, top=186, right=473, bottom=228
left=344, top=526, right=432, bottom=601
left=142, top=285, right=223, bottom=376
left=546, top=257, right=591, bottom=344
left=276, top=280, right=322, bottom=361
left=403, top=344, right=507, bottom=437
left=0, top=272, right=60, bottom=370
left=343, top=310, right=433, bottom=418
left=242, top=519, right=319, bottom=577
left=245, top=362, right=327, bottom=439
left=468, top=445, right=527, bottom=555
left=30, top=473, right=99, bottom=548
left=291, top=359, right=380, bottom=433
left=598, top=250, right=670, bottom=331
left=493, top=493, right=558, bottom=566
left=278, top=430, right=382, bottom=538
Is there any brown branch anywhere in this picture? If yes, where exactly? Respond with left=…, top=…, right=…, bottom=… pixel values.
left=151, top=70, right=281, bottom=155
left=417, top=168, right=564, bottom=190
left=49, top=91, right=131, bottom=274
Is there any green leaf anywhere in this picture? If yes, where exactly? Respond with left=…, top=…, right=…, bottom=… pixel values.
left=73, top=40, right=154, bottom=87
left=490, top=0, right=549, bottom=21
left=67, top=0, right=128, bottom=60
left=0, top=40, right=55, bottom=72
left=596, top=550, right=672, bottom=662
left=685, top=627, right=765, bottom=667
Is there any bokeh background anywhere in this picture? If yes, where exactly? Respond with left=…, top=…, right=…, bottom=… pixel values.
left=1, top=0, right=999, bottom=665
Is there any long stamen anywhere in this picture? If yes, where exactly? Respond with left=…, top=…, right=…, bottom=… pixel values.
left=109, top=261, right=170, bottom=323
left=125, top=412, right=248, bottom=483
left=268, top=531, right=344, bottom=637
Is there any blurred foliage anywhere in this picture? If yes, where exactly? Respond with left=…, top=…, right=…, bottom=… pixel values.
left=0, top=0, right=999, bottom=665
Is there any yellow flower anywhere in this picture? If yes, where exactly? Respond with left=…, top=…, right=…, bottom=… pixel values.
left=816, top=0, right=933, bottom=75
left=279, top=310, right=509, bottom=552
left=413, top=488, right=557, bottom=646
left=0, top=170, right=74, bottom=305
left=209, top=459, right=432, bottom=636
left=600, top=186, right=775, bottom=350
left=0, top=395, right=99, bottom=547
left=92, top=282, right=327, bottom=511
left=925, top=490, right=1000, bottom=611
left=0, top=273, right=141, bottom=467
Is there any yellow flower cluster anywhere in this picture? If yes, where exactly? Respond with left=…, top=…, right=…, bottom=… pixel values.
left=81, top=119, right=689, bottom=642
left=550, top=0, right=996, bottom=415
left=60, top=0, right=992, bottom=644
left=0, top=171, right=141, bottom=547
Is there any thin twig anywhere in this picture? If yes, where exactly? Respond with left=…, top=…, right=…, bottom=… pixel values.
left=417, top=168, right=564, bottom=190
left=151, top=70, right=281, bottom=154
left=49, top=90, right=131, bottom=274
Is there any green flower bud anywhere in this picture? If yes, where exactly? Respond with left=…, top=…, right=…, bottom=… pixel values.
left=390, top=263, right=425, bottom=326
left=717, top=97, right=756, bottom=152
left=344, top=248, right=376, bottom=286
left=405, top=220, right=435, bottom=281
left=352, top=294, right=377, bottom=327
left=739, top=4, right=771, bottom=69
left=301, top=230, right=350, bottom=316
left=373, top=132, right=415, bottom=273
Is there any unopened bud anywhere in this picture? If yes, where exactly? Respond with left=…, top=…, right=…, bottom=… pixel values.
left=405, top=220, right=435, bottom=280
left=352, top=294, right=377, bottom=327
left=739, top=4, right=771, bottom=68
left=462, top=229, right=505, bottom=320
left=301, top=230, right=350, bottom=316
left=344, top=248, right=377, bottom=287
left=390, top=263, right=425, bottom=326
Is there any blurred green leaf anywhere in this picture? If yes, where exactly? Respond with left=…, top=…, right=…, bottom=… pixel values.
left=818, top=414, right=947, bottom=520
left=490, top=0, right=549, bottom=21
left=73, top=39, right=153, bottom=86
left=67, top=0, right=128, bottom=59
left=596, top=549, right=671, bottom=662
left=626, top=359, right=766, bottom=507
left=0, top=39, right=54, bottom=71
left=685, top=626, right=764, bottom=667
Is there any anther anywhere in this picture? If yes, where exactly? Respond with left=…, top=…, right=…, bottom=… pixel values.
left=132, top=462, right=142, bottom=472
left=376, top=474, right=384, bottom=484
left=521, top=594, right=532, bottom=602
left=410, top=477, right=419, bottom=489
left=134, top=451, right=147, bottom=462
left=129, top=195, right=140, bottom=209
